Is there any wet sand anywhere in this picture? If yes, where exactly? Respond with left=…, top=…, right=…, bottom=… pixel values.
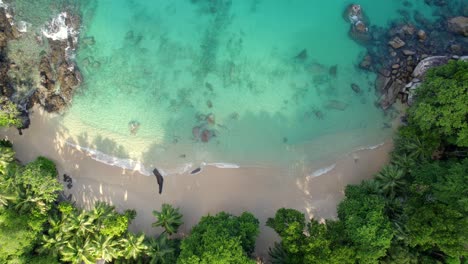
left=1, top=107, right=393, bottom=259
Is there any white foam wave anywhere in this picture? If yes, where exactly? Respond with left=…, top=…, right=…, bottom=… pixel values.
left=42, top=12, right=77, bottom=41
left=65, top=141, right=198, bottom=177
left=201, top=162, right=240, bottom=169
left=16, top=21, right=30, bottom=33
left=161, top=162, right=194, bottom=176
left=356, top=142, right=385, bottom=151
left=65, top=141, right=152, bottom=176
left=0, top=0, right=7, bottom=9
left=310, top=164, right=336, bottom=177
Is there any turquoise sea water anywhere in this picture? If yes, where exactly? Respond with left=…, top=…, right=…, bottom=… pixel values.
left=10, top=0, right=447, bottom=174
left=64, top=0, right=439, bottom=173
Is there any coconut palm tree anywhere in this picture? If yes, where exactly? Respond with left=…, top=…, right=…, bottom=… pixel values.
left=40, top=217, right=68, bottom=257
left=70, top=212, right=95, bottom=236
left=398, top=137, right=433, bottom=161
left=120, top=233, right=147, bottom=260
left=60, top=237, right=95, bottom=264
left=91, top=235, right=120, bottom=263
left=0, top=180, right=17, bottom=207
left=375, top=165, right=405, bottom=198
left=391, top=153, right=415, bottom=174
left=361, top=179, right=382, bottom=195
left=0, top=146, right=14, bottom=175
left=146, top=233, right=175, bottom=264
left=152, top=204, right=183, bottom=235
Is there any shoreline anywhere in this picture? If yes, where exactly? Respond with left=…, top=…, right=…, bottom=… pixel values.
left=1, top=106, right=394, bottom=258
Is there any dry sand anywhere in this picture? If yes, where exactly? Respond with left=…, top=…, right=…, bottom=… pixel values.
left=1, top=107, right=394, bottom=259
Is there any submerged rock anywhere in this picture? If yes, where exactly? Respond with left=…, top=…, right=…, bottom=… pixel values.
left=351, top=83, right=361, bottom=93
left=388, top=37, right=406, bottom=49
left=417, top=29, right=427, bottom=41
left=359, top=54, right=372, bottom=70
left=447, top=16, right=468, bottom=36
left=344, top=4, right=371, bottom=44
left=329, top=65, right=338, bottom=77
left=201, top=129, right=215, bottom=143
left=294, top=49, right=308, bottom=60
left=44, top=95, right=66, bottom=112
left=81, top=36, right=95, bottom=47
left=326, top=100, right=348, bottom=111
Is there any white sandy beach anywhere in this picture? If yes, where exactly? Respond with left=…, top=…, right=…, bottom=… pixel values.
left=2, top=107, right=394, bottom=259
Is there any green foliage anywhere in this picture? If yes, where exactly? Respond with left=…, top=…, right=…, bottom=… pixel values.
left=338, top=184, right=394, bottom=263
left=375, top=165, right=406, bottom=198
left=0, top=210, right=41, bottom=263
left=394, top=125, right=440, bottom=161
left=145, top=233, right=179, bottom=264
left=266, top=208, right=306, bottom=262
left=266, top=209, right=355, bottom=264
left=403, top=160, right=468, bottom=259
left=152, top=203, right=183, bottom=235
left=13, top=157, right=62, bottom=215
left=409, top=60, right=468, bottom=147
left=41, top=201, right=144, bottom=263
left=0, top=156, right=62, bottom=263
left=0, top=98, right=22, bottom=128
left=0, top=145, right=15, bottom=176
left=178, top=212, right=259, bottom=264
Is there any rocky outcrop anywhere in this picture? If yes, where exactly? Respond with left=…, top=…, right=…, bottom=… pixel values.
left=412, top=56, right=449, bottom=78
left=0, top=6, right=83, bottom=133
left=346, top=6, right=468, bottom=110
left=344, top=4, right=371, bottom=44
left=448, top=16, right=468, bottom=36
left=0, top=7, right=24, bottom=128
left=30, top=11, right=82, bottom=113
left=388, top=37, right=406, bottom=49
left=377, top=77, right=406, bottom=109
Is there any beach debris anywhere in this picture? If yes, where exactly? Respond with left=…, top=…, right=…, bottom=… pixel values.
left=351, top=83, right=361, bottom=93
left=190, top=167, right=202, bottom=174
left=128, top=120, right=140, bottom=135
left=152, top=168, right=164, bottom=194
left=294, top=49, right=308, bottom=60
left=63, top=174, right=73, bottom=189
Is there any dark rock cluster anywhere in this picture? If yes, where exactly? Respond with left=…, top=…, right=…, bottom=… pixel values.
left=35, top=12, right=82, bottom=113
left=0, top=7, right=83, bottom=132
left=345, top=3, right=467, bottom=110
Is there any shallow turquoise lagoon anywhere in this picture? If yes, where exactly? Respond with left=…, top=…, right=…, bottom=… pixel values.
left=58, top=0, right=439, bottom=174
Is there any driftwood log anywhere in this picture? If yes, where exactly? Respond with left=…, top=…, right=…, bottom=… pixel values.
left=152, top=168, right=164, bottom=194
